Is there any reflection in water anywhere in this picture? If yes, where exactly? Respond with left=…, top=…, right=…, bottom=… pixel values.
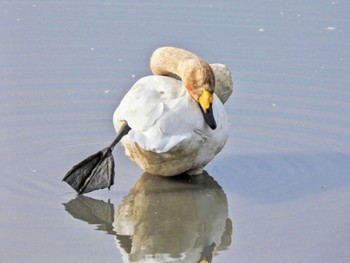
left=64, top=172, right=232, bottom=262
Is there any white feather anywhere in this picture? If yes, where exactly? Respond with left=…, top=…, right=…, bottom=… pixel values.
left=113, top=73, right=231, bottom=176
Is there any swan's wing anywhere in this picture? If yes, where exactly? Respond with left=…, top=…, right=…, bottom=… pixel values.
left=114, top=76, right=206, bottom=153
left=115, top=77, right=165, bottom=131
left=132, top=97, right=205, bottom=153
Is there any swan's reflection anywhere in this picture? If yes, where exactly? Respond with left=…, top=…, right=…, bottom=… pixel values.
left=63, top=171, right=232, bottom=262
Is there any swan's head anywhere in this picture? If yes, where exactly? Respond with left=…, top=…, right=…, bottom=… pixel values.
left=182, top=59, right=217, bottom=130
left=150, top=46, right=223, bottom=130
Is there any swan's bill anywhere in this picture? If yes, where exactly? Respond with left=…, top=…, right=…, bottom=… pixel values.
left=198, top=88, right=216, bottom=130
left=198, top=102, right=217, bottom=130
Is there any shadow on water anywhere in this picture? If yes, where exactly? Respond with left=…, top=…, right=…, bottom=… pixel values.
left=63, top=171, right=232, bottom=263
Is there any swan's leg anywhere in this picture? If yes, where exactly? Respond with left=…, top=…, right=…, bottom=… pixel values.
left=63, top=121, right=131, bottom=194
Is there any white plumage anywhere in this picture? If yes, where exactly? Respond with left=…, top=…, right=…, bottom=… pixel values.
left=113, top=57, right=233, bottom=176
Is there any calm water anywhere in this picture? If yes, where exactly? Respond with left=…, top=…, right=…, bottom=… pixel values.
left=1, top=1, right=350, bottom=262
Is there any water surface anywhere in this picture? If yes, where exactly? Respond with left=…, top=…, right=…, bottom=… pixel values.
left=1, top=1, right=350, bottom=262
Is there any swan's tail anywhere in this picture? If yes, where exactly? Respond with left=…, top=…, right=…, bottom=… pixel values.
left=63, top=122, right=131, bottom=194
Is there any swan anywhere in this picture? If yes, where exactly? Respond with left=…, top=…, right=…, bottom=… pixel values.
left=63, top=47, right=233, bottom=194
left=113, top=47, right=233, bottom=176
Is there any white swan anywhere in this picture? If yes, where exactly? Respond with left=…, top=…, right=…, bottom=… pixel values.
left=113, top=47, right=233, bottom=176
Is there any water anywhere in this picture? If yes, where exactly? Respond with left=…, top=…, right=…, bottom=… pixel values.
left=1, top=1, right=350, bottom=262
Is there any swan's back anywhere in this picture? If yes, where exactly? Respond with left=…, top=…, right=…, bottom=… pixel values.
left=113, top=75, right=228, bottom=176
left=114, top=75, right=205, bottom=152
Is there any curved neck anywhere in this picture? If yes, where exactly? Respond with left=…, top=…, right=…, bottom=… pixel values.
left=150, top=47, right=198, bottom=79
left=150, top=47, right=215, bottom=100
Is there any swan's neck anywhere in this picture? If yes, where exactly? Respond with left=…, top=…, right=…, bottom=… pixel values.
left=150, top=47, right=196, bottom=78
left=150, top=47, right=215, bottom=100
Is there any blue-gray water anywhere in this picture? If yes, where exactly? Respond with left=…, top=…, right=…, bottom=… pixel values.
left=1, top=1, right=350, bottom=262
